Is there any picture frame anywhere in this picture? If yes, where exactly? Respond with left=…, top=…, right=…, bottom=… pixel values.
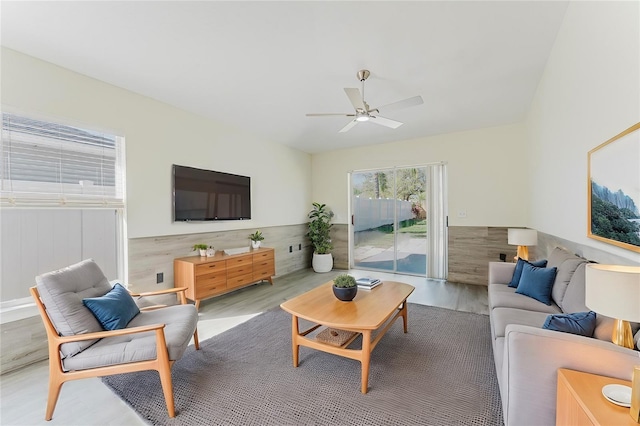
left=587, top=122, right=640, bottom=253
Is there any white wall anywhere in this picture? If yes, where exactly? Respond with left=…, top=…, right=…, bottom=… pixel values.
left=1, top=48, right=312, bottom=239
left=526, top=1, right=640, bottom=263
left=311, top=123, right=528, bottom=227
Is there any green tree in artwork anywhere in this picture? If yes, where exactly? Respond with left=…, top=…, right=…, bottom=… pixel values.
left=591, top=196, right=640, bottom=246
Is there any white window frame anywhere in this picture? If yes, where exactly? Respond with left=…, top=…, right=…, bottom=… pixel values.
left=0, top=110, right=127, bottom=322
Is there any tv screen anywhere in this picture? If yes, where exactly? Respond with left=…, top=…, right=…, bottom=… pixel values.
left=173, top=165, right=251, bottom=221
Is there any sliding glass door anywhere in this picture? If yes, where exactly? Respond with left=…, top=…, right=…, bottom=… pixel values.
left=350, top=164, right=447, bottom=279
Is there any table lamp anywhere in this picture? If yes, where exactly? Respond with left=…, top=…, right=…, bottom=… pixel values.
left=507, top=228, right=538, bottom=261
left=585, top=264, right=640, bottom=349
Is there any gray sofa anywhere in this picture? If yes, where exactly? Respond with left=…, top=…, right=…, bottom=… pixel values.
left=488, top=246, right=640, bottom=426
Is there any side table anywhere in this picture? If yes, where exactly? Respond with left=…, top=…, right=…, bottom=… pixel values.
left=556, top=368, right=636, bottom=426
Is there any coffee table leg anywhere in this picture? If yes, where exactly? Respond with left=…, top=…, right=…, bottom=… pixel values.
left=361, top=330, right=372, bottom=394
left=401, top=301, right=409, bottom=333
left=291, top=315, right=300, bottom=367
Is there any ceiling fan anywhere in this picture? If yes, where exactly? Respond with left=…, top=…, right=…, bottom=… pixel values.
left=306, top=69, right=424, bottom=133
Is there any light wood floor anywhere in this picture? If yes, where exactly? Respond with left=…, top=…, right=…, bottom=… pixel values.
left=0, top=268, right=489, bottom=426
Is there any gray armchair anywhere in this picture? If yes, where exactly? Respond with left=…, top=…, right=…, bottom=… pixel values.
left=31, top=259, right=199, bottom=420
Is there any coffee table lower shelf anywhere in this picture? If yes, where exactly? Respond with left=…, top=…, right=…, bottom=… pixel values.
left=289, top=301, right=409, bottom=394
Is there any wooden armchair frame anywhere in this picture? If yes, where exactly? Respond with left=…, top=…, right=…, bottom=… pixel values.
left=30, top=286, right=199, bottom=421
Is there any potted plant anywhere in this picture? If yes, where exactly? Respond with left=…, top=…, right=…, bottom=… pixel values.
left=193, top=244, right=208, bottom=257
left=332, top=274, right=357, bottom=301
left=307, top=202, right=334, bottom=273
left=249, top=230, right=264, bottom=249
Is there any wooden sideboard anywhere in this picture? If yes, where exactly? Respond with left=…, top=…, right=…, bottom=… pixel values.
left=174, top=247, right=275, bottom=309
left=556, top=368, right=636, bottom=426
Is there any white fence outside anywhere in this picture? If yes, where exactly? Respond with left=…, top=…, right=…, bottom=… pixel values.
left=353, top=197, right=414, bottom=232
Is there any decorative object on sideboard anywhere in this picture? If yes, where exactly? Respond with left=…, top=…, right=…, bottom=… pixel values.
left=206, top=246, right=215, bottom=257
left=332, top=274, right=357, bottom=301
left=249, top=230, right=264, bottom=249
left=587, top=122, right=640, bottom=253
left=507, top=228, right=538, bottom=261
left=307, top=202, right=334, bottom=273
left=192, top=244, right=208, bottom=257
left=585, top=264, right=640, bottom=349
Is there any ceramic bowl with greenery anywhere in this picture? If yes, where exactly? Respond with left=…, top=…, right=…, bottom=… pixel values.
left=332, top=274, right=357, bottom=301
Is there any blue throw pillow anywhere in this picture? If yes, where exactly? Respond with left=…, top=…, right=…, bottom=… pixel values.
left=83, top=283, right=140, bottom=330
left=515, top=263, right=557, bottom=305
left=508, top=258, right=548, bottom=287
left=543, top=311, right=597, bottom=337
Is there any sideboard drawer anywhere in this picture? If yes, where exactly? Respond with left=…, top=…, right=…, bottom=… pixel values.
left=253, top=250, right=274, bottom=262
left=226, top=256, right=252, bottom=269
left=197, top=271, right=226, bottom=286
left=196, top=281, right=227, bottom=299
left=227, top=273, right=254, bottom=289
left=195, top=261, right=225, bottom=276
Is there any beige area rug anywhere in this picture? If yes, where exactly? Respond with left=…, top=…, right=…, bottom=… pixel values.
left=102, top=303, right=503, bottom=425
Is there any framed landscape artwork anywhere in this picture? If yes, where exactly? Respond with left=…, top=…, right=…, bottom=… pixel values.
left=587, top=122, right=640, bottom=253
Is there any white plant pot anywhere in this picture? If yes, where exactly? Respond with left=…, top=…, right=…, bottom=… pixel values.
left=312, top=252, right=333, bottom=273
left=251, top=241, right=261, bottom=249
left=198, top=249, right=206, bottom=256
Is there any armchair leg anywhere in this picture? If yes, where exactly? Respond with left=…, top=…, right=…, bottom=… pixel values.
left=45, top=374, right=64, bottom=421
left=193, top=329, right=200, bottom=350
left=158, top=364, right=176, bottom=418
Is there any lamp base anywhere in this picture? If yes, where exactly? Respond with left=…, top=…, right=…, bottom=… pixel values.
left=516, top=245, right=529, bottom=261
left=612, top=319, right=634, bottom=349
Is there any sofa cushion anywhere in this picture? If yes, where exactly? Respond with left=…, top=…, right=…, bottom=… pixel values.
left=560, top=263, right=589, bottom=313
left=82, top=283, right=140, bottom=331
left=488, top=284, right=561, bottom=314
left=35, top=259, right=113, bottom=357
left=551, top=258, right=587, bottom=308
left=508, top=258, right=548, bottom=288
left=516, top=264, right=557, bottom=305
left=62, top=303, right=198, bottom=371
left=543, top=311, right=597, bottom=337
left=491, top=307, right=550, bottom=338
left=547, top=246, right=577, bottom=269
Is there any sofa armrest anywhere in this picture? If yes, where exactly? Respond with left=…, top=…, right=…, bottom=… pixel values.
left=501, top=324, right=640, bottom=426
left=489, top=262, right=516, bottom=285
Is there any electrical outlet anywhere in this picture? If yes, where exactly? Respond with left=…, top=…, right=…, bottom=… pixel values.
left=156, top=272, right=164, bottom=284
left=289, top=245, right=292, bottom=253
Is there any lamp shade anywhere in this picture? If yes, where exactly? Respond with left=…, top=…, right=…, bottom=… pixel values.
left=507, top=228, right=538, bottom=246
left=585, top=264, right=640, bottom=322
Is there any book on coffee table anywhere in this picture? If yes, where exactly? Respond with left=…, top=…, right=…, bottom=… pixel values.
left=356, top=277, right=382, bottom=290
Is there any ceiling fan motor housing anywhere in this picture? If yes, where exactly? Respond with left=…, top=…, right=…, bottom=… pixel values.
left=357, top=69, right=370, bottom=81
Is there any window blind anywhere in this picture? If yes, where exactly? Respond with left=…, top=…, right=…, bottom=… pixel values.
left=1, top=113, right=124, bottom=207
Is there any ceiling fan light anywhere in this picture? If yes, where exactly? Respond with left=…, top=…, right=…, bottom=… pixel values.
left=356, top=115, right=370, bottom=122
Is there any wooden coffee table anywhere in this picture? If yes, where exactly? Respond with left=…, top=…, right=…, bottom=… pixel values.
left=280, top=280, right=415, bottom=393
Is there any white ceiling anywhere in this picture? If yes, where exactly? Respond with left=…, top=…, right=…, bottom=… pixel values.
left=1, top=1, right=568, bottom=154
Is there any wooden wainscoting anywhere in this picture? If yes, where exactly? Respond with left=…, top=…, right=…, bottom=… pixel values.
left=330, top=224, right=349, bottom=270
left=448, top=226, right=526, bottom=286
left=128, top=224, right=311, bottom=293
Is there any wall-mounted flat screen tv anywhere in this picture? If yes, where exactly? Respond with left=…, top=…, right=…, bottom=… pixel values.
left=173, top=164, right=251, bottom=221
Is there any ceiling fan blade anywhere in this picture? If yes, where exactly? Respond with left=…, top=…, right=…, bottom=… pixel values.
left=344, top=88, right=366, bottom=111
left=374, top=95, right=424, bottom=113
left=370, top=115, right=403, bottom=129
left=339, top=119, right=359, bottom=133
left=306, top=113, right=355, bottom=117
